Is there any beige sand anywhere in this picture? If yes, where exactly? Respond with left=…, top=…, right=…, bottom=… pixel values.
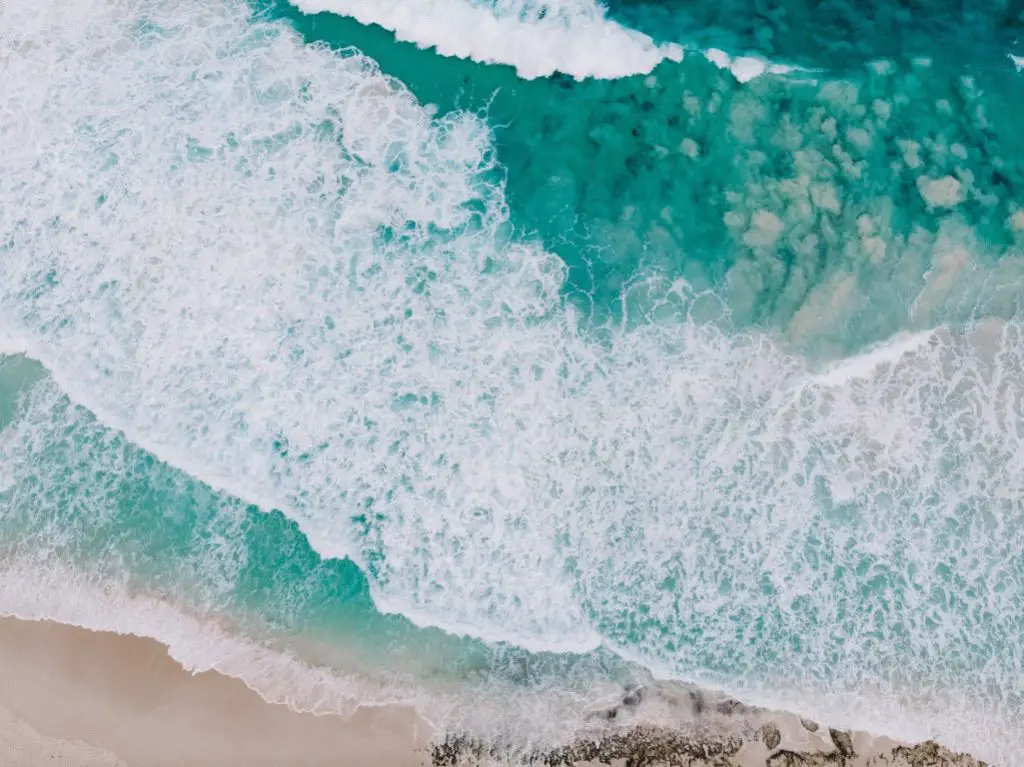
left=0, top=616, right=430, bottom=766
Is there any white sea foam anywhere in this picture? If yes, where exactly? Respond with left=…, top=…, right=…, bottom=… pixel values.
left=0, top=0, right=598, bottom=655
left=288, top=0, right=683, bottom=80
left=0, top=560, right=408, bottom=718
left=1011, top=53, right=1024, bottom=72
left=703, top=47, right=797, bottom=83
left=287, top=0, right=799, bottom=83
left=0, top=376, right=623, bottom=745
left=804, top=329, right=938, bottom=388
left=0, top=327, right=28, bottom=358
left=3, top=0, right=1024, bottom=763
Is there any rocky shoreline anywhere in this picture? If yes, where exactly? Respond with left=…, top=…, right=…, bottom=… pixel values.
left=433, top=723, right=985, bottom=767
left=430, top=683, right=987, bottom=767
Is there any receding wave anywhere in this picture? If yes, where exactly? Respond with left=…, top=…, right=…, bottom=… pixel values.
left=0, top=559, right=400, bottom=718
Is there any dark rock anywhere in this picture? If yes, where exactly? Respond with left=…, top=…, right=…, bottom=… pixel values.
left=621, top=685, right=646, bottom=708
left=715, top=697, right=746, bottom=715
left=431, top=734, right=486, bottom=766
left=829, top=728, right=855, bottom=757
left=800, top=718, right=819, bottom=732
left=760, top=722, right=782, bottom=751
left=539, top=725, right=744, bottom=766
left=770, top=753, right=815, bottom=765
left=888, top=740, right=988, bottom=766
left=767, top=751, right=817, bottom=766
left=687, top=689, right=707, bottom=715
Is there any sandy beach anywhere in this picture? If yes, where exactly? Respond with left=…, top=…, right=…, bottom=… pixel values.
left=0, top=616, right=430, bottom=766
left=0, top=615, right=991, bottom=767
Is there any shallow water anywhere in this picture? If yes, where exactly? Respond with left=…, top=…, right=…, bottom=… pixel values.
left=2, top=0, right=1024, bottom=763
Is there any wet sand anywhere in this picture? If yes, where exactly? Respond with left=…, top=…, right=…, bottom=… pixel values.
left=0, top=616, right=430, bottom=766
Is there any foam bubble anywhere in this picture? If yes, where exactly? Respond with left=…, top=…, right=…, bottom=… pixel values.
left=287, top=0, right=683, bottom=80
left=1011, top=53, right=1023, bottom=71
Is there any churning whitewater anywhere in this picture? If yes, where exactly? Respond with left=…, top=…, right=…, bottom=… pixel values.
left=2, top=0, right=1024, bottom=763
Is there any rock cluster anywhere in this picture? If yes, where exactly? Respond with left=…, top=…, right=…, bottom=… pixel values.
left=430, top=685, right=987, bottom=766
left=432, top=727, right=986, bottom=767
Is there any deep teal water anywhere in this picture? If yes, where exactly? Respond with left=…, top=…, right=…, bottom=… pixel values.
left=271, top=0, right=1024, bottom=352
left=603, top=0, right=1021, bottom=71
left=2, top=0, right=1024, bottom=761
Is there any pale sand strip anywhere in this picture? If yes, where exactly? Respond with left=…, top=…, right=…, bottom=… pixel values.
left=0, top=616, right=430, bottom=766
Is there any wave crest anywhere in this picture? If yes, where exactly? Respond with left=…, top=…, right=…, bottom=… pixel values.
left=286, top=0, right=684, bottom=79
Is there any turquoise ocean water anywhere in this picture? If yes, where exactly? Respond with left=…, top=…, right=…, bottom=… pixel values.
left=2, top=0, right=1023, bottom=762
